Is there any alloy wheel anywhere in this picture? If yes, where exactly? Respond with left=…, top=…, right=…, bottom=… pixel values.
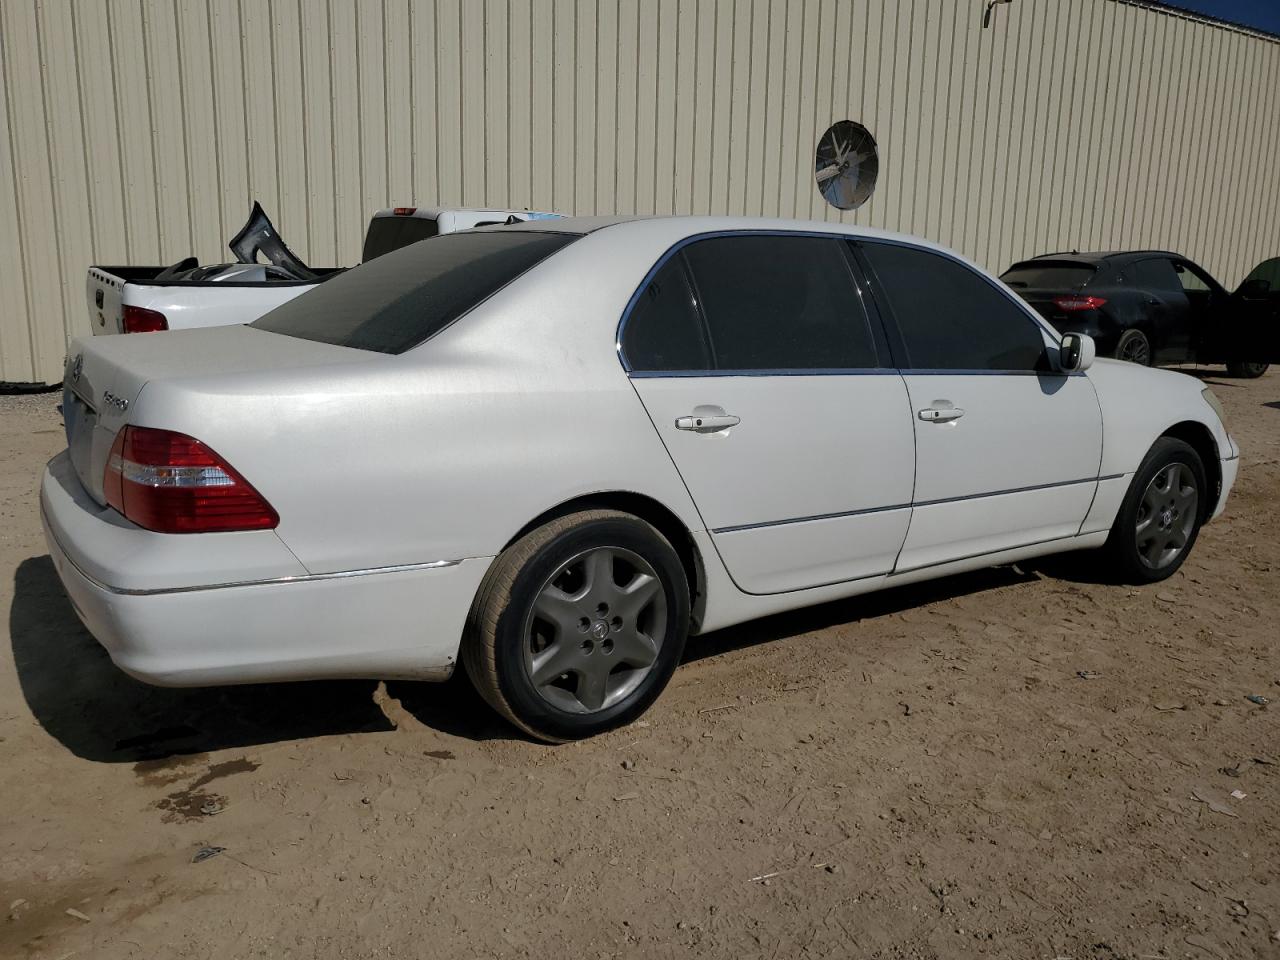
left=1120, top=335, right=1150, bottom=366
left=521, top=546, right=668, bottom=714
left=1135, top=462, right=1198, bottom=570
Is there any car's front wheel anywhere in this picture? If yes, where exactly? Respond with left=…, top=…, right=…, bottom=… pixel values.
left=462, top=509, right=690, bottom=742
left=1104, top=437, right=1207, bottom=583
left=1225, top=361, right=1269, bottom=379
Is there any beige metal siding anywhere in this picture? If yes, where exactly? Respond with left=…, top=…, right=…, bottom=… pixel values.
left=1, top=0, right=1278, bottom=383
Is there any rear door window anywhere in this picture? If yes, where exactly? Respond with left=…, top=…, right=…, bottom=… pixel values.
left=680, top=235, right=880, bottom=370
left=1132, top=257, right=1182, bottom=293
left=254, top=231, right=577, bottom=353
left=859, top=241, right=1048, bottom=371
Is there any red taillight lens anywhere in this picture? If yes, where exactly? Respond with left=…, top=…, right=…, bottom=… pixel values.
left=102, top=426, right=278, bottom=533
left=392, top=206, right=417, bottom=216
left=1053, top=295, right=1107, bottom=312
left=122, top=305, right=168, bottom=333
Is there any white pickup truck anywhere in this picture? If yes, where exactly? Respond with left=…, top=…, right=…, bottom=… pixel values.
left=86, top=204, right=560, bottom=335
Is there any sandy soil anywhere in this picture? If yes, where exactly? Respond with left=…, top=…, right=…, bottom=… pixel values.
left=1, top=369, right=1277, bottom=960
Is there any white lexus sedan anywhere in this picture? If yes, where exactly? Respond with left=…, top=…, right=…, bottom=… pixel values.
left=41, top=216, right=1238, bottom=741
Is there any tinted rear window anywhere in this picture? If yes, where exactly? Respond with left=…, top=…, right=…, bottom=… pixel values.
left=361, top=215, right=441, bottom=261
left=1000, top=261, right=1096, bottom=290
left=254, top=231, right=576, bottom=354
left=681, top=235, right=880, bottom=370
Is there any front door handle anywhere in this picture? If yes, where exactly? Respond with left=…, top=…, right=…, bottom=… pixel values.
left=918, top=403, right=965, bottom=423
left=675, top=413, right=740, bottom=432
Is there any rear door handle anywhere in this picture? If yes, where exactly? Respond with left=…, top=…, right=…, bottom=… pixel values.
left=675, top=413, right=740, bottom=432
left=918, top=404, right=964, bottom=423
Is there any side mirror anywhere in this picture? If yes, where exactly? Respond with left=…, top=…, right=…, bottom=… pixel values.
left=1058, top=332, right=1095, bottom=372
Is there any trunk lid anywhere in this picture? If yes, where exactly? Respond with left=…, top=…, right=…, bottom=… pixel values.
left=62, top=324, right=376, bottom=506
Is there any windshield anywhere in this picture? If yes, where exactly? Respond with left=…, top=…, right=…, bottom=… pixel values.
left=361, top=216, right=441, bottom=261
left=253, top=231, right=577, bottom=354
left=1000, top=261, right=1096, bottom=290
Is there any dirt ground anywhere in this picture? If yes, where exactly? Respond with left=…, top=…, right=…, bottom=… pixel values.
left=1, top=369, right=1277, bottom=960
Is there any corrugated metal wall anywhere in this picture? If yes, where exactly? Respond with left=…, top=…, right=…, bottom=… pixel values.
left=2, top=0, right=1278, bottom=384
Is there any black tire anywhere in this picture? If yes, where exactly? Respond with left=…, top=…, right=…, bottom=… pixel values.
left=1114, top=329, right=1152, bottom=366
left=462, top=509, right=690, bottom=743
left=1103, top=437, right=1207, bottom=584
left=1225, top=361, right=1269, bottom=379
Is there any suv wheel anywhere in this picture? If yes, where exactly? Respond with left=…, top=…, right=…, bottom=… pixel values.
left=462, top=510, right=690, bottom=742
left=1225, top=361, right=1269, bottom=379
left=1115, top=329, right=1152, bottom=366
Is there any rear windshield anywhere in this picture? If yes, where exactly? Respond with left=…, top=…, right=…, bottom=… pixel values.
left=361, top=215, right=441, bottom=261
left=1000, top=261, right=1096, bottom=290
left=253, top=231, right=576, bottom=354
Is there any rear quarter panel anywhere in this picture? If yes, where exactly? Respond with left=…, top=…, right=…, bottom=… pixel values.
left=129, top=230, right=706, bottom=576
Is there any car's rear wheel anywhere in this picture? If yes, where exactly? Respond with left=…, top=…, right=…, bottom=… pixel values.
left=1225, top=361, right=1269, bottom=379
left=1115, top=329, right=1152, bottom=366
left=462, top=509, right=690, bottom=742
left=1104, top=437, right=1206, bottom=584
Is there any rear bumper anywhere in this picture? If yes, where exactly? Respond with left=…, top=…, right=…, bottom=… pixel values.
left=40, top=453, right=491, bottom=686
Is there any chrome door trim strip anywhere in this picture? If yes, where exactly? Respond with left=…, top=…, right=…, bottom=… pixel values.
left=712, top=503, right=913, bottom=534
left=50, top=533, right=462, bottom=597
left=710, top=475, right=1120, bottom=534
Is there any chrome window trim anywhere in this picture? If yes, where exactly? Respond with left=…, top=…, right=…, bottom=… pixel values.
left=627, top=367, right=898, bottom=379
left=617, top=229, right=1074, bottom=379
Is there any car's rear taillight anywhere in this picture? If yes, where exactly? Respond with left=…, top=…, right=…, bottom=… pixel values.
left=1052, top=295, right=1107, bottom=312
left=122, top=305, right=169, bottom=333
left=103, top=426, right=278, bottom=533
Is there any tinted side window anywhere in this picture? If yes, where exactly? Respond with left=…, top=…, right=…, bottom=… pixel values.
left=681, top=236, right=879, bottom=370
left=622, top=258, right=712, bottom=371
left=859, top=242, right=1047, bottom=371
left=1173, top=261, right=1210, bottom=292
left=1132, top=258, right=1182, bottom=293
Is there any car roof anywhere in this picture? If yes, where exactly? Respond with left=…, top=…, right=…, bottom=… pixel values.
left=1015, top=249, right=1189, bottom=267
left=479, top=213, right=969, bottom=258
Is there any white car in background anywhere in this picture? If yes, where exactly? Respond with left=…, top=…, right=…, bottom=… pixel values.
left=86, top=203, right=560, bottom=335
left=43, top=216, right=1238, bottom=741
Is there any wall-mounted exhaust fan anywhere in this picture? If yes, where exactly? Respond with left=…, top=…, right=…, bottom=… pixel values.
left=815, top=120, right=878, bottom=211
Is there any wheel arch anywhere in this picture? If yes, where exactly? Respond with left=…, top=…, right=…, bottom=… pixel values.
left=502, top=491, right=706, bottom=624
left=1160, top=420, right=1221, bottom=520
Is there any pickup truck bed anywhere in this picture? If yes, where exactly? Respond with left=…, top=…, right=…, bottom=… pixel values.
left=87, top=203, right=559, bottom=336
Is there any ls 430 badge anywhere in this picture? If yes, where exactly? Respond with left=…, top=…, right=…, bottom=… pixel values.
left=102, top=390, right=129, bottom=412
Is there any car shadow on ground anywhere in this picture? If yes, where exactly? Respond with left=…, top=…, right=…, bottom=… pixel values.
left=9, top=555, right=396, bottom=763
left=10, top=552, right=1102, bottom=757
left=683, top=564, right=1042, bottom=664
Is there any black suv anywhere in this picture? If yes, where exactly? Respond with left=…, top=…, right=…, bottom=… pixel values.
left=1000, top=251, right=1279, bottom=377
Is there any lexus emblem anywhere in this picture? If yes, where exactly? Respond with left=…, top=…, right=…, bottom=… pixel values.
left=71, top=354, right=83, bottom=384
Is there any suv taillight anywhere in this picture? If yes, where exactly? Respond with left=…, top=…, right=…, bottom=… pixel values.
left=103, top=427, right=278, bottom=533
left=123, top=305, right=168, bottom=333
left=1053, top=295, right=1107, bottom=312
